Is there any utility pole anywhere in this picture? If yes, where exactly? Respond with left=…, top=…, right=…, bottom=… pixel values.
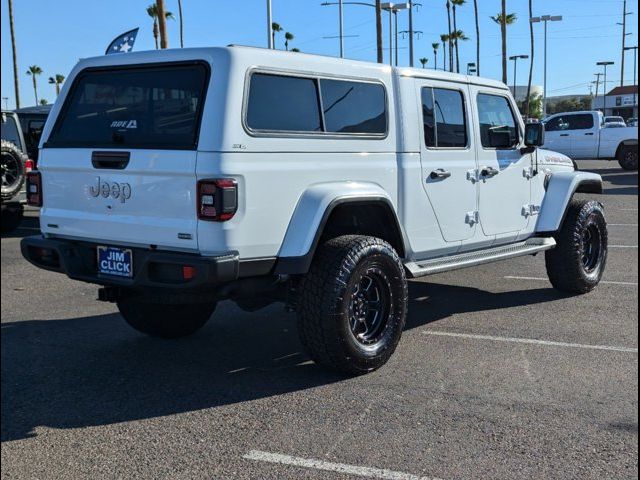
left=594, top=72, right=603, bottom=111
left=597, top=61, right=615, bottom=115
left=408, top=0, right=414, bottom=67
left=619, top=0, right=632, bottom=86
left=156, top=0, right=169, bottom=49
left=267, top=0, right=274, bottom=49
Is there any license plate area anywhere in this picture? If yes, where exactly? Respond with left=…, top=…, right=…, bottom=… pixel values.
left=97, top=246, right=133, bottom=278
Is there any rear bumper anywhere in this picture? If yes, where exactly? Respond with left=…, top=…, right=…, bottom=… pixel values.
left=20, top=236, right=241, bottom=289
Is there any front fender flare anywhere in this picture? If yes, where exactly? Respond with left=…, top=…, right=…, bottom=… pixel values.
left=274, top=182, right=405, bottom=275
left=535, top=171, right=603, bottom=233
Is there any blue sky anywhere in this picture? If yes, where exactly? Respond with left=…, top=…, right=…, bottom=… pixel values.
left=1, top=0, right=638, bottom=108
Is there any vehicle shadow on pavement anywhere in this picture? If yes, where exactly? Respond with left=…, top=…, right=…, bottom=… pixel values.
left=584, top=167, right=638, bottom=196
left=405, top=282, right=571, bottom=328
left=1, top=283, right=568, bottom=443
left=1, top=214, right=40, bottom=239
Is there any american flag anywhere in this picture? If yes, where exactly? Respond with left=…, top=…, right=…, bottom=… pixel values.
left=105, top=28, right=139, bottom=55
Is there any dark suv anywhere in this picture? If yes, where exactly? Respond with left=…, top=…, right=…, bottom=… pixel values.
left=1, top=110, right=28, bottom=233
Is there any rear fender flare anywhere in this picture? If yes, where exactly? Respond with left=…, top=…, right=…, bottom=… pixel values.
left=274, top=182, right=407, bottom=275
left=535, top=171, right=603, bottom=233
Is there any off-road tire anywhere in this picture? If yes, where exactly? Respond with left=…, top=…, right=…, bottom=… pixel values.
left=545, top=199, right=607, bottom=294
left=1, top=140, right=25, bottom=201
left=1, top=203, right=24, bottom=234
left=297, top=235, right=408, bottom=375
left=117, top=299, right=216, bottom=338
left=618, top=145, right=638, bottom=171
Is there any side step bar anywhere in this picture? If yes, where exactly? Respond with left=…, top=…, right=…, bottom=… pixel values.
left=405, top=237, right=556, bottom=278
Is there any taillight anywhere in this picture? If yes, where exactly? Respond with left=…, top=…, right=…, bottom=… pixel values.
left=26, top=171, right=43, bottom=207
left=197, top=178, right=238, bottom=221
left=25, top=158, right=35, bottom=172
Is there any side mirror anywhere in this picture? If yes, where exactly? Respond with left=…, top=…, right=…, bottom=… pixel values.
left=525, top=122, right=545, bottom=147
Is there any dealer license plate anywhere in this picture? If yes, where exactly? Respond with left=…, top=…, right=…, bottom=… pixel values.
left=97, top=246, right=133, bottom=278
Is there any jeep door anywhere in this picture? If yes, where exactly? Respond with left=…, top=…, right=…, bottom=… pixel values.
left=416, top=80, right=478, bottom=242
left=473, top=90, right=531, bottom=239
left=37, top=62, right=209, bottom=251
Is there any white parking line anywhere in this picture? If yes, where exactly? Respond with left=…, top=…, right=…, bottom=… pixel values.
left=504, top=275, right=638, bottom=286
left=609, top=224, right=638, bottom=227
left=243, top=450, right=441, bottom=480
left=423, top=331, right=638, bottom=353
left=610, top=245, right=639, bottom=249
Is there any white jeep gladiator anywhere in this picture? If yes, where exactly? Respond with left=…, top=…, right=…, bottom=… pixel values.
left=22, top=46, right=608, bottom=374
left=543, top=110, right=638, bottom=170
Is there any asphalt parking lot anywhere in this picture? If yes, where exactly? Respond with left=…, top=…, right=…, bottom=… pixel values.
left=1, top=160, right=637, bottom=479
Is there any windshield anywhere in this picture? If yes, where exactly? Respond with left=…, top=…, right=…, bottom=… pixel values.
left=1, top=114, right=23, bottom=150
left=605, top=117, right=624, bottom=123
left=46, top=62, right=209, bottom=149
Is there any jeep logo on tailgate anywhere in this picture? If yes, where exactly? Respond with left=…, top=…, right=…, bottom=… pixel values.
left=89, top=177, right=132, bottom=203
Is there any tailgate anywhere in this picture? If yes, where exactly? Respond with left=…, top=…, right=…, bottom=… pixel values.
left=39, top=148, right=198, bottom=250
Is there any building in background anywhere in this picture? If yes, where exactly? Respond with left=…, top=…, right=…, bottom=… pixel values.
left=509, top=85, right=544, bottom=104
left=592, top=85, right=638, bottom=120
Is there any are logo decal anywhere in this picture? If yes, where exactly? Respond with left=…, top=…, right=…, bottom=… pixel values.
left=110, top=120, right=138, bottom=129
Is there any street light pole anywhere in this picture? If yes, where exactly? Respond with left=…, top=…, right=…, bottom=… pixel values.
left=339, top=0, right=344, bottom=58
left=624, top=46, right=638, bottom=114
left=509, top=54, right=529, bottom=97
left=267, top=0, right=274, bottom=49
left=531, top=15, right=562, bottom=117
left=381, top=3, right=409, bottom=66
left=598, top=61, right=615, bottom=115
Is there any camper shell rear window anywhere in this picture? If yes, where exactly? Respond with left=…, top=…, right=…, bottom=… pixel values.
left=46, top=61, right=210, bottom=150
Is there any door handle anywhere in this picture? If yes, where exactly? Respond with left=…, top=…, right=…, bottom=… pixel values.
left=429, top=169, right=452, bottom=180
left=480, top=166, right=500, bottom=178
left=585, top=133, right=594, bottom=136
left=560, top=134, right=570, bottom=137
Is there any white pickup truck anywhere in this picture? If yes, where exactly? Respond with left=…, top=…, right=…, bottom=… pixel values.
left=542, top=111, right=638, bottom=170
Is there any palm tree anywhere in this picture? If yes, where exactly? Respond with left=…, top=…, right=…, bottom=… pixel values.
left=8, top=0, right=20, bottom=108
left=146, top=4, right=174, bottom=50
left=284, top=32, right=294, bottom=51
left=375, top=0, right=383, bottom=63
left=271, top=23, right=283, bottom=50
left=445, top=1, right=453, bottom=72
left=419, top=57, right=429, bottom=69
left=432, top=42, right=440, bottom=70
left=451, top=0, right=466, bottom=73
left=473, top=0, right=480, bottom=75
left=440, top=34, right=450, bottom=71
left=26, top=65, right=42, bottom=105
left=48, top=74, right=65, bottom=96
left=525, top=0, right=535, bottom=118
left=450, top=30, right=468, bottom=74
left=491, top=7, right=517, bottom=85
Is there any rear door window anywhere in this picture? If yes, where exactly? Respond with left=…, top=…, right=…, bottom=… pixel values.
left=422, top=87, right=468, bottom=148
left=47, top=62, right=209, bottom=149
